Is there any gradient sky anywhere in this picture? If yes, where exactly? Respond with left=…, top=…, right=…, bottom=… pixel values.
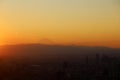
left=0, top=0, right=120, bottom=47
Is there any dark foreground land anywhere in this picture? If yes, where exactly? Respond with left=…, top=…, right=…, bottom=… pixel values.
left=0, top=54, right=120, bottom=80
left=0, top=44, right=120, bottom=80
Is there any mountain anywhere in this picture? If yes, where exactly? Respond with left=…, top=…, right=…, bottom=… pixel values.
left=0, top=44, right=120, bottom=63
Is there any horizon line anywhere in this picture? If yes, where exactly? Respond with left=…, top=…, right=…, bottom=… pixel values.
left=0, top=43, right=120, bottom=49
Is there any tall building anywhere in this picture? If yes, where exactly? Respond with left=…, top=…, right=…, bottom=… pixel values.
left=96, top=53, right=100, bottom=65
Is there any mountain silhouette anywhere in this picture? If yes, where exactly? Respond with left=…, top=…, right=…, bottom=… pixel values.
left=0, top=44, right=120, bottom=63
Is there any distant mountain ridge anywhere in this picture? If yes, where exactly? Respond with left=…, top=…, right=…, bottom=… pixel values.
left=0, top=44, right=120, bottom=62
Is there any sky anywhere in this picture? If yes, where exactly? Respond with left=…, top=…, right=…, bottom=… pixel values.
left=0, top=0, right=120, bottom=48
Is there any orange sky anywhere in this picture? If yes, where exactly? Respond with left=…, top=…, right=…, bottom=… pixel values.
left=0, top=0, right=120, bottom=48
